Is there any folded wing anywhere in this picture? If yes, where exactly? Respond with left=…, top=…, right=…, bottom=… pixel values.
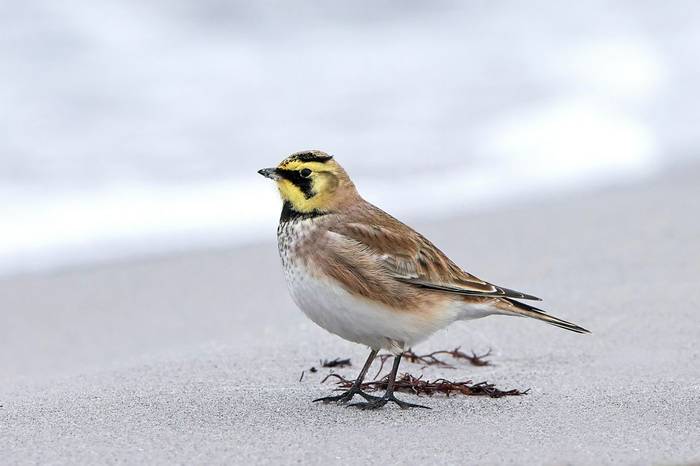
left=328, top=219, right=541, bottom=302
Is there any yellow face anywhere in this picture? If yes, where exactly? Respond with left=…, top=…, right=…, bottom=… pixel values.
left=258, top=151, right=346, bottom=213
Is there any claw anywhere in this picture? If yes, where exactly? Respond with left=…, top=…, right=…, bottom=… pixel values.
left=349, top=393, right=431, bottom=410
left=313, top=389, right=381, bottom=404
left=313, top=394, right=349, bottom=404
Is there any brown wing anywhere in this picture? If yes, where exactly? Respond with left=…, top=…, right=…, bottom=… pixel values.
left=328, top=213, right=541, bottom=301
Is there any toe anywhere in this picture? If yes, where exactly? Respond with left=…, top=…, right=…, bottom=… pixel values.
left=348, top=400, right=385, bottom=410
left=398, top=401, right=431, bottom=410
left=391, top=397, right=431, bottom=410
left=358, top=392, right=382, bottom=402
left=313, top=395, right=342, bottom=403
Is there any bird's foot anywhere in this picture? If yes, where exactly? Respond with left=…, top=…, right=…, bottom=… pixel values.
left=313, top=388, right=381, bottom=405
left=348, top=392, right=431, bottom=410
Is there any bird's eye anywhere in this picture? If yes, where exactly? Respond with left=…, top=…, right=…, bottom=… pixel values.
left=300, top=168, right=312, bottom=178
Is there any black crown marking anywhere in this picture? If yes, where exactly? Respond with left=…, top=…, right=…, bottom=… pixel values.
left=287, top=151, right=333, bottom=164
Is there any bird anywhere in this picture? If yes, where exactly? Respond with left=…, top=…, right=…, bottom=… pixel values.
left=258, top=150, right=589, bottom=410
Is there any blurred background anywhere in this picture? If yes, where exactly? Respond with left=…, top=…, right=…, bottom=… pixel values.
left=2, top=0, right=699, bottom=276
left=3, top=5, right=700, bottom=462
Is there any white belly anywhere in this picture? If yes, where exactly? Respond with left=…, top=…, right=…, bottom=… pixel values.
left=283, top=260, right=460, bottom=351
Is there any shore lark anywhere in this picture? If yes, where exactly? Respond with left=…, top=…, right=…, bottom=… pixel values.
left=259, top=150, right=589, bottom=410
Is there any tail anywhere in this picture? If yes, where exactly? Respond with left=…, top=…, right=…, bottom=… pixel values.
left=498, top=298, right=590, bottom=334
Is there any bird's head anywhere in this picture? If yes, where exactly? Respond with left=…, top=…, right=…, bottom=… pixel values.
left=258, top=150, right=356, bottom=214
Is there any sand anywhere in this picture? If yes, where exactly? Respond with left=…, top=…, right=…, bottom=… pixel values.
left=2, top=166, right=699, bottom=465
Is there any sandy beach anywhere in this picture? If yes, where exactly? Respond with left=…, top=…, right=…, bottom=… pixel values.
left=2, top=164, right=699, bottom=465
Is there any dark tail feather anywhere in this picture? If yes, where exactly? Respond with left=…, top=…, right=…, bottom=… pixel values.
left=500, top=298, right=591, bottom=334
left=500, top=287, right=542, bottom=301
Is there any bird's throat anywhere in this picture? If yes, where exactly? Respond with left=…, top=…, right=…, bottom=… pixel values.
left=280, top=201, right=329, bottom=223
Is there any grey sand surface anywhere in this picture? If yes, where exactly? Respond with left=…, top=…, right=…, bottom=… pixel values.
left=2, top=166, right=699, bottom=464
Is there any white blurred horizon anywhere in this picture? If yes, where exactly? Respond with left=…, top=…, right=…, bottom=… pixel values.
left=1, top=1, right=699, bottom=276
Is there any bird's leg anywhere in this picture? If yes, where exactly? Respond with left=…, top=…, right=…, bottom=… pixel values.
left=349, top=353, right=431, bottom=410
left=313, top=349, right=381, bottom=404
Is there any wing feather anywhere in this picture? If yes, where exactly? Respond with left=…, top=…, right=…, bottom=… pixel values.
left=328, top=220, right=541, bottom=301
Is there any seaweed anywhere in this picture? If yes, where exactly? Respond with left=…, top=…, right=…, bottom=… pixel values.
left=322, top=373, right=527, bottom=398
left=373, top=347, right=491, bottom=379
left=321, top=358, right=352, bottom=368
